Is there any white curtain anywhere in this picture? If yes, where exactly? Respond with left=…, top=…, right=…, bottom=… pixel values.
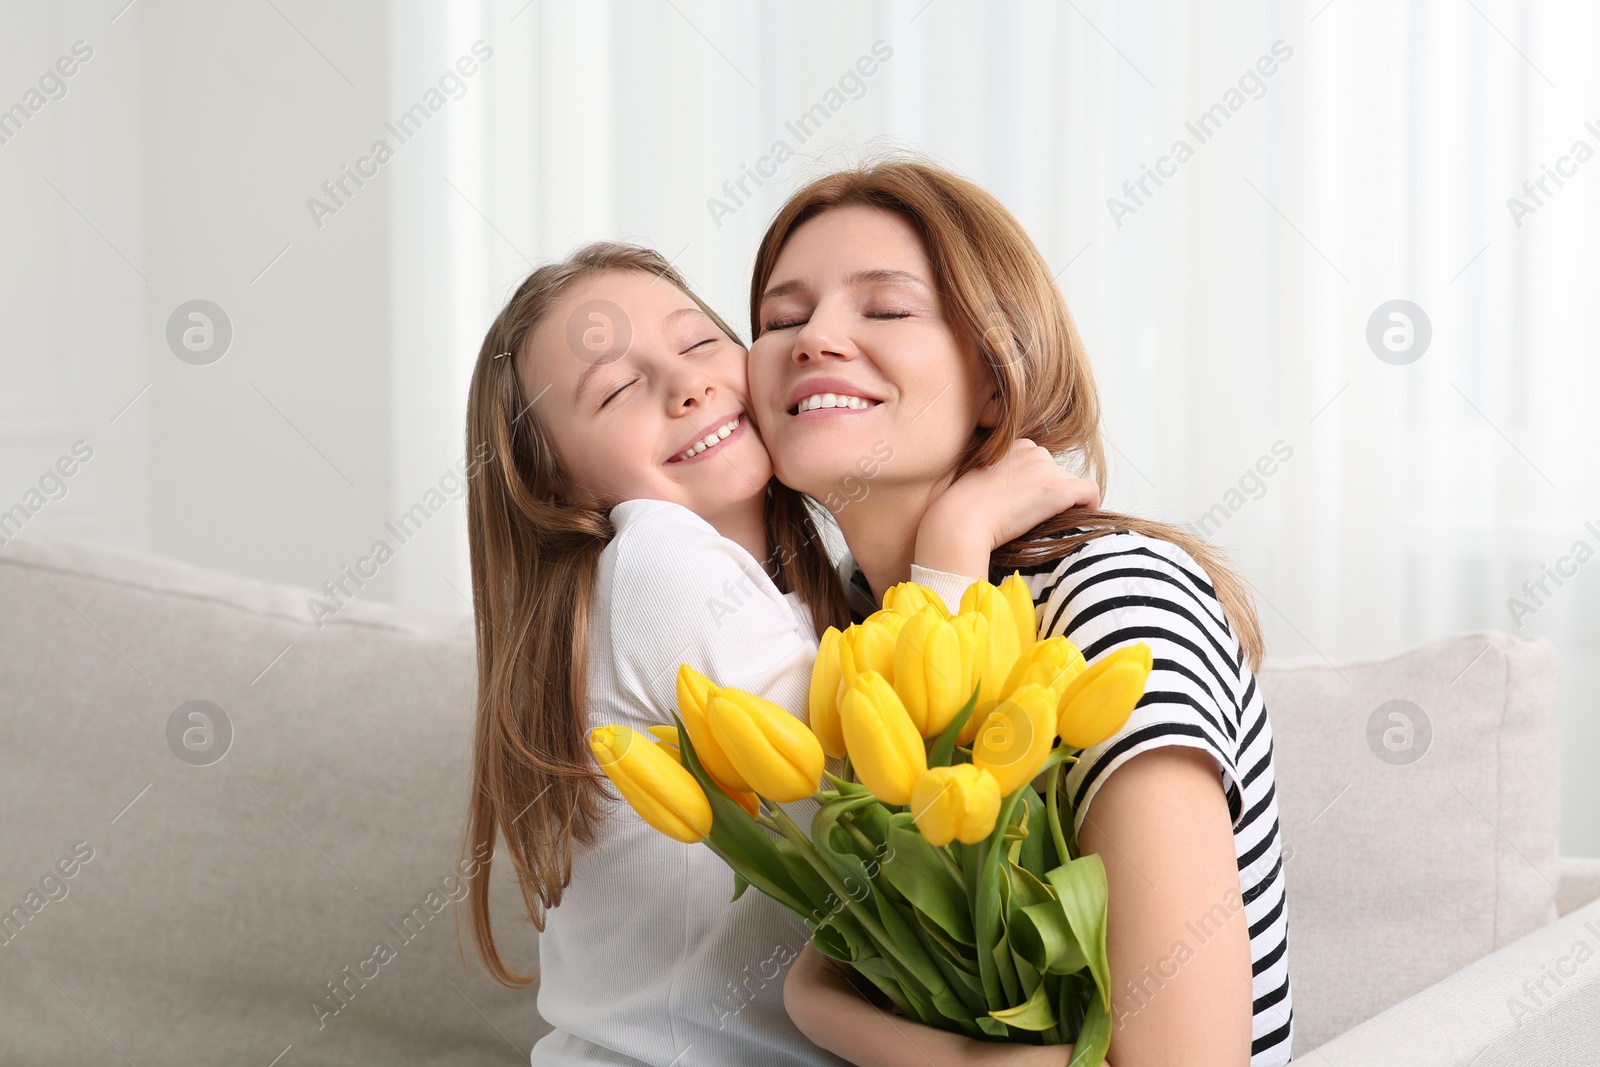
left=387, top=0, right=1600, bottom=853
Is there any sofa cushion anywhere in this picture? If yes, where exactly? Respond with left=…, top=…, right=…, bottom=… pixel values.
left=0, top=536, right=545, bottom=1066
left=1258, top=631, right=1561, bottom=1054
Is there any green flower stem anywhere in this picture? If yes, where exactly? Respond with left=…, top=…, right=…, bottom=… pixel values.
left=1046, top=760, right=1069, bottom=867
left=933, top=841, right=965, bottom=885
left=839, top=812, right=881, bottom=860
left=759, top=806, right=939, bottom=1008
left=973, top=787, right=1029, bottom=1008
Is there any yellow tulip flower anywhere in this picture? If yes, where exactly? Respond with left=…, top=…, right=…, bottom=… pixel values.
left=1057, top=643, right=1153, bottom=749
left=951, top=611, right=992, bottom=745
left=893, top=606, right=980, bottom=738
left=648, top=725, right=760, bottom=818
left=839, top=671, right=928, bottom=805
left=676, top=665, right=752, bottom=793
left=837, top=616, right=901, bottom=703
left=807, top=626, right=848, bottom=758
left=883, top=581, right=952, bottom=620
left=706, top=688, right=826, bottom=803
left=998, top=572, right=1040, bottom=656
left=1001, top=636, right=1088, bottom=703
left=971, top=683, right=1058, bottom=796
left=910, top=764, right=1002, bottom=846
left=959, top=581, right=1025, bottom=729
left=865, top=607, right=909, bottom=643
left=590, top=724, right=713, bottom=843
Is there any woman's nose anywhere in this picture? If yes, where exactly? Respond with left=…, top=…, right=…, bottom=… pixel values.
left=793, top=307, right=852, bottom=364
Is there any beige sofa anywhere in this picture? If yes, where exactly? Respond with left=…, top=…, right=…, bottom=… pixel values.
left=1, top=535, right=1596, bottom=1064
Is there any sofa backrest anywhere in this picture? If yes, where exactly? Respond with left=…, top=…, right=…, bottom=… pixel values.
left=0, top=536, right=1564, bottom=1062
left=1258, top=631, right=1561, bottom=1053
left=0, top=536, right=545, bottom=1066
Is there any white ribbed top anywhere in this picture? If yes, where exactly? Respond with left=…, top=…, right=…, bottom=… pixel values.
left=531, top=498, right=850, bottom=1067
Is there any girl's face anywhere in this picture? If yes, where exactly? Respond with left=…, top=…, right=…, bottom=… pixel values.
left=748, top=205, right=998, bottom=505
left=519, top=269, right=771, bottom=515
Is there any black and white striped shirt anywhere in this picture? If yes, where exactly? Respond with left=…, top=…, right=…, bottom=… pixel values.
left=842, top=528, right=1293, bottom=1065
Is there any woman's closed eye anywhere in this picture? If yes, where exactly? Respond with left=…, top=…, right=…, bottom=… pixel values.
left=600, top=379, right=634, bottom=407
left=761, top=308, right=913, bottom=333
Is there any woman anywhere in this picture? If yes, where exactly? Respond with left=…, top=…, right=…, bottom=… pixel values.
left=748, top=160, right=1292, bottom=1067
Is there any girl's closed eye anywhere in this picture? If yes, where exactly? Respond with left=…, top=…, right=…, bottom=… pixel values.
left=600, top=335, right=722, bottom=408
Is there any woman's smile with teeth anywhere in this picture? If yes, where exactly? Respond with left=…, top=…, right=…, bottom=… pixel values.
left=673, top=415, right=741, bottom=463
left=793, top=393, right=878, bottom=414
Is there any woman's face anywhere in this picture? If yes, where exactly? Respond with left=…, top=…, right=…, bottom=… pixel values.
left=518, top=269, right=771, bottom=514
left=748, top=205, right=998, bottom=506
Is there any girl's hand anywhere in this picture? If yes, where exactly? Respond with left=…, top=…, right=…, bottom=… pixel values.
left=784, top=942, right=1085, bottom=1066
left=914, top=439, right=1101, bottom=580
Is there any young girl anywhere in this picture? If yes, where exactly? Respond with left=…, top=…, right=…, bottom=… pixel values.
left=748, top=162, right=1293, bottom=1067
left=458, top=242, right=1099, bottom=1066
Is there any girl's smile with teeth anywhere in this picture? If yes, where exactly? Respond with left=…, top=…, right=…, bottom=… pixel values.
left=669, top=414, right=745, bottom=464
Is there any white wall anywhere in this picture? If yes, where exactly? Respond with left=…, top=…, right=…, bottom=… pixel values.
left=3, top=0, right=1597, bottom=853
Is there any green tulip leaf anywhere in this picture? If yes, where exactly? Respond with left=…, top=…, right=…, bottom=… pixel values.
left=846, top=954, right=919, bottom=1020
left=730, top=870, right=750, bottom=903
left=879, top=824, right=975, bottom=946
left=774, top=837, right=865, bottom=945
left=871, top=874, right=952, bottom=1001
left=811, top=795, right=883, bottom=894
left=824, top=771, right=872, bottom=797
left=1017, top=787, right=1048, bottom=875
left=1056, top=972, right=1088, bottom=1035
left=850, top=803, right=892, bottom=850
left=811, top=922, right=854, bottom=962
left=927, top=683, right=981, bottom=768
left=1066, top=987, right=1111, bottom=1067
left=1045, top=854, right=1111, bottom=1011
left=987, top=978, right=1057, bottom=1032
left=1008, top=858, right=1055, bottom=908
left=672, top=714, right=815, bottom=918
left=1010, top=899, right=1089, bottom=976
left=974, top=1015, right=1010, bottom=1037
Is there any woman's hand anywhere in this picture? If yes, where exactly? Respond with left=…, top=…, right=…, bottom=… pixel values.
left=914, top=438, right=1101, bottom=580
left=784, top=941, right=1087, bottom=1067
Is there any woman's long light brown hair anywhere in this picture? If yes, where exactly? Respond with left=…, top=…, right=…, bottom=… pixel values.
left=460, top=243, right=850, bottom=988
left=748, top=158, right=1264, bottom=668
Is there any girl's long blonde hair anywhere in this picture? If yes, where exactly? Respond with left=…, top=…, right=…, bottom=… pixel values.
left=460, top=243, right=849, bottom=987
left=749, top=159, right=1264, bottom=668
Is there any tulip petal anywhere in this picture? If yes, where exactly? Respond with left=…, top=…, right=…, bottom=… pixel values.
left=998, top=571, right=1039, bottom=653
left=676, top=665, right=753, bottom=793
left=971, top=683, right=1057, bottom=796
left=590, top=724, right=713, bottom=842
left=1056, top=643, right=1153, bottom=749
left=839, top=672, right=927, bottom=806
left=911, top=764, right=1001, bottom=846
left=808, top=626, right=848, bottom=758
left=707, top=689, right=826, bottom=803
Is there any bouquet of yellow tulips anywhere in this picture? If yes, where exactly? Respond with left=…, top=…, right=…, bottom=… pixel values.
left=590, top=574, right=1152, bottom=1065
